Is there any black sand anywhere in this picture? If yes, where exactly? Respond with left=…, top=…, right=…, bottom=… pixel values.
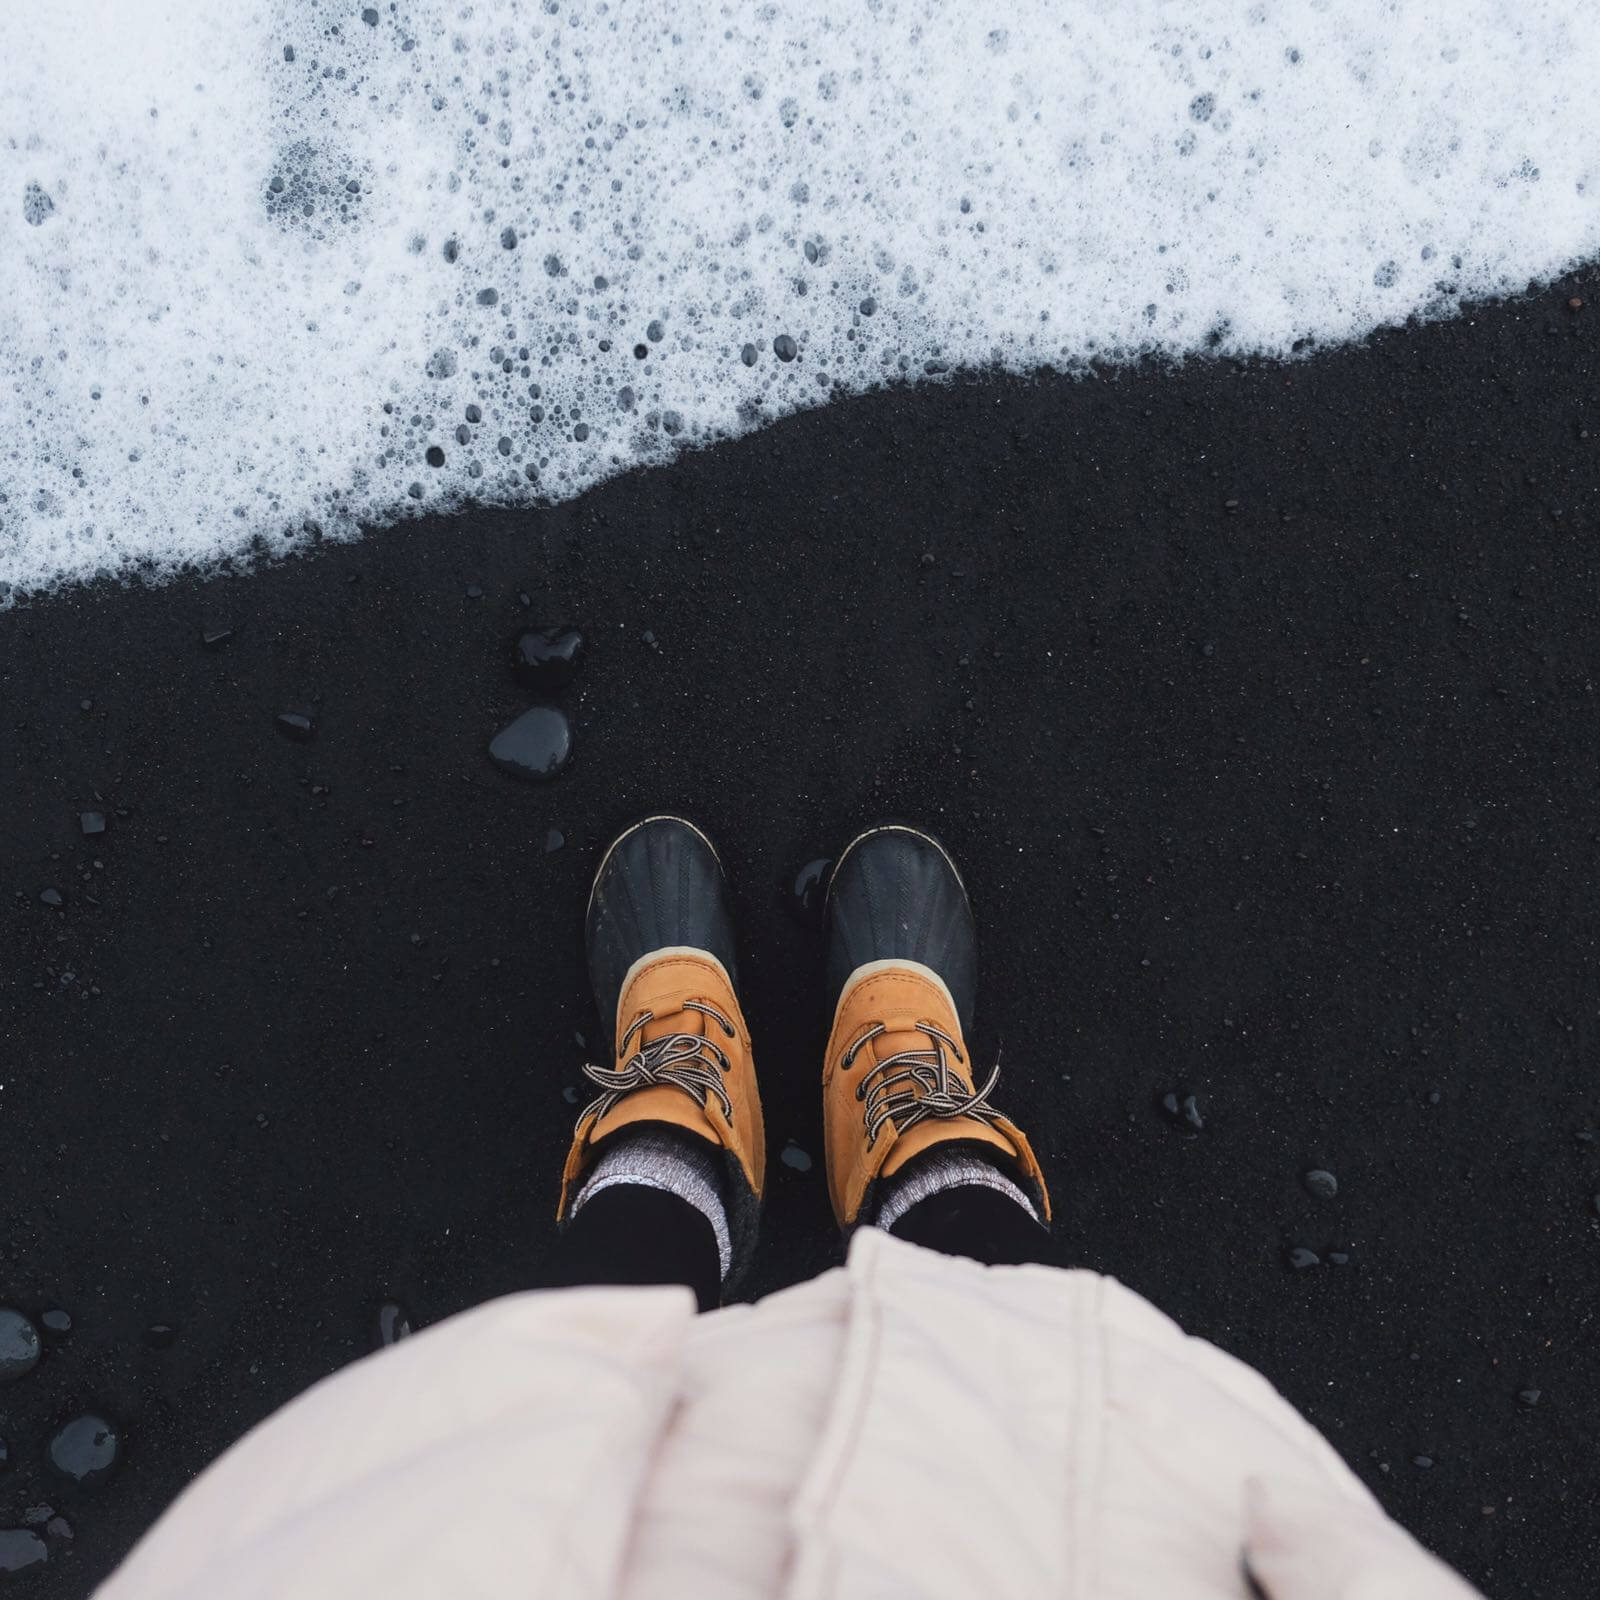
left=3, top=272, right=1598, bottom=1595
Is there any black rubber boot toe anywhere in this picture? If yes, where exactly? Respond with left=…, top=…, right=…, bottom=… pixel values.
left=585, top=816, right=738, bottom=1033
left=824, top=823, right=978, bottom=1035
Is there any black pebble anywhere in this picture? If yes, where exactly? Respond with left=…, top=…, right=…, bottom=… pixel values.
left=80, top=811, right=106, bottom=837
left=1412, top=1455, right=1434, bottom=1469
left=543, top=828, right=565, bottom=854
left=1160, top=1090, right=1204, bottom=1131
left=1326, top=1250, right=1351, bottom=1266
left=790, top=858, right=831, bottom=925
left=0, top=1309, right=40, bottom=1381
left=276, top=710, right=316, bottom=743
left=46, top=1414, right=120, bottom=1487
left=0, top=1531, right=47, bottom=1575
left=143, top=1324, right=177, bottom=1350
left=465, top=583, right=483, bottom=599
left=361, top=7, right=379, bottom=24
left=39, top=1309, right=71, bottom=1337
left=489, top=707, right=572, bottom=782
left=513, top=626, right=584, bottom=691
left=1286, top=1246, right=1321, bottom=1271
left=781, top=1142, right=814, bottom=1173
left=1518, top=1388, right=1542, bottom=1408
left=376, top=1302, right=412, bottom=1347
left=1303, top=1168, right=1338, bottom=1200
left=773, top=334, right=798, bottom=361
left=740, top=343, right=758, bottom=366
left=39, top=888, right=63, bottom=907
left=426, top=445, right=445, bottom=468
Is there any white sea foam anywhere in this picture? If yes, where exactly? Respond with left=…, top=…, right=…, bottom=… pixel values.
left=2, top=0, right=1596, bottom=600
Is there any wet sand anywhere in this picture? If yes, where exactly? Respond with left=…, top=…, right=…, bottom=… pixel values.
left=2, top=273, right=1598, bottom=1593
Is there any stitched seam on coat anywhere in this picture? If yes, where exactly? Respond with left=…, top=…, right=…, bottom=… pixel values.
left=782, top=1234, right=886, bottom=1600
left=1084, top=1274, right=1109, bottom=1600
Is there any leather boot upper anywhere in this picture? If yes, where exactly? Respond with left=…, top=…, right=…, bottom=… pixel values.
left=822, top=957, right=1050, bottom=1227
left=560, top=947, right=766, bottom=1224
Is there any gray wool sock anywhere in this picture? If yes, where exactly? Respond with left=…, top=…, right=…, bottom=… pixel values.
left=571, top=1127, right=733, bottom=1280
left=870, top=1147, right=1039, bottom=1235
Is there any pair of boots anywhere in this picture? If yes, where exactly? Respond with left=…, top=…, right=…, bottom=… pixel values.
left=552, top=818, right=1052, bottom=1305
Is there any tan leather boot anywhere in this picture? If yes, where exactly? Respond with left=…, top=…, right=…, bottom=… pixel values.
left=821, top=825, right=1050, bottom=1227
left=559, top=817, right=765, bottom=1276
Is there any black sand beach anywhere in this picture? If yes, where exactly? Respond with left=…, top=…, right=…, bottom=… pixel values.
left=3, top=272, right=1598, bottom=1594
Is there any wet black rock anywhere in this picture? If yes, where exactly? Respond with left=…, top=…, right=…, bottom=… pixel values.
left=780, top=1142, right=814, bottom=1173
left=741, top=343, right=758, bottom=366
left=0, top=1530, right=48, bottom=1575
left=0, top=1308, right=41, bottom=1381
left=46, top=1414, right=120, bottom=1487
left=39, top=1309, right=71, bottom=1337
left=790, top=858, right=831, bottom=925
left=773, top=334, right=798, bottom=362
left=488, top=707, right=572, bottom=782
left=276, top=709, right=315, bottom=743
left=1303, top=1168, right=1339, bottom=1201
left=1160, top=1090, right=1204, bottom=1131
left=1286, top=1246, right=1321, bottom=1271
left=39, top=888, right=63, bottom=907
left=376, top=1301, right=412, bottom=1348
left=142, top=1324, right=177, bottom=1350
left=80, top=811, right=106, bottom=836
left=513, top=625, right=584, bottom=691
left=543, top=828, right=565, bottom=854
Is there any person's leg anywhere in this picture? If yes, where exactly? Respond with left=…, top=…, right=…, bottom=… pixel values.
left=543, top=817, right=767, bottom=1310
left=545, top=1171, right=723, bottom=1311
left=819, top=824, right=1056, bottom=1265
left=872, top=1143, right=1056, bottom=1266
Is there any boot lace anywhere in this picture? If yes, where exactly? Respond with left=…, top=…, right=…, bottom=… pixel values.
left=581, top=1001, right=737, bottom=1124
left=842, top=1019, right=1004, bottom=1145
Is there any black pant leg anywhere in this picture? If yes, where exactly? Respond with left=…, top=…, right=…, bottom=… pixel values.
left=544, top=1185, right=722, bottom=1312
left=886, top=1182, right=1057, bottom=1267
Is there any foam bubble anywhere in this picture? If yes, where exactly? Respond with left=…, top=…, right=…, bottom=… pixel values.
left=2, top=0, right=1596, bottom=600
